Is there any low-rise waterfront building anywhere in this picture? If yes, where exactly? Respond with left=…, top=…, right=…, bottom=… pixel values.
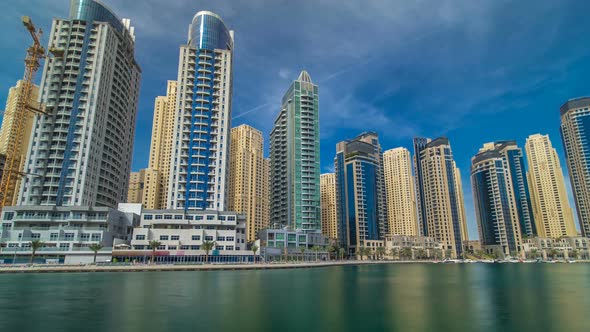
left=0, top=204, right=140, bottom=263
left=122, top=209, right=252, bottom=263
left=521, top=236, right=589, bottom=259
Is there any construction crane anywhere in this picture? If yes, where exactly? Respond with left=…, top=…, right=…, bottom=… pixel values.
left=0, top=16, right=47, bottom=213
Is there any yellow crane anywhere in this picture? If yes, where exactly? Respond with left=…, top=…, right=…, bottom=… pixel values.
left=0, top=16, right=46, bottom=212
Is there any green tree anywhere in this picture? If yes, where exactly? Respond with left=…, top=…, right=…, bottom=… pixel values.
left=358, top=247, right=367, bottom=260
left=529, top=249, right=539, bottom=259
left=549, top=249, right=559, bottom=260
left=202, top=240, right=216, bottom=264
left=416, top=249, right=427, bottom=260
left=299, top=246, right=306, bottom=262
left=88, top=243, right=104, bottom=263
left=390, top=248, right=399, bottom=260
left=376, top=246, right=386, bottom=260
left=250, top=244, right=259, bottom=264
left=327, top=245, right=337, bottom=260
left=311, top=246, right=322, bottom=261
left=338, top=248, right=346, bottom=260
left=400, top=247, right=412, bottom=260
left=433, top=249, right=443, bottom=260
left=148, top=240, right=161, bottom=264
left=570, top=249, right=579, bottom=260
left=30, top=240, right=44, bottom=264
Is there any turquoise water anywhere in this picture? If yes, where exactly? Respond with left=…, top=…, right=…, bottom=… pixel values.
left=0, top=264, right=589, bottom=331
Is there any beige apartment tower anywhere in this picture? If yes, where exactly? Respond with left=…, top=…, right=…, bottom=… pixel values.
left=320, top=173, right=338, bottom=239
left=525, top=134, right=577, bottom=238
left=227, top=125, right=270, bottom=242
left=129, top=81, right=177, bottom=209
left=127, top=169, right=146, bottom=204
left=383, top=148, right=418, bottom=236
left=0, top=80, right=39, bottom=206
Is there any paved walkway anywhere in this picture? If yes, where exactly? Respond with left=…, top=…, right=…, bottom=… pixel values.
left=0, top=260, right=418, bottom=274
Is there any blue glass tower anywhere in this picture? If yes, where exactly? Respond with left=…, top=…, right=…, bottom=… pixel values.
left=561, top=97, right=590, bottom=237
left=334, top=132, right=387, bottom=253
left=471, top=147, right=523, bottom=256
left=169, top=11, right=234, bottom=211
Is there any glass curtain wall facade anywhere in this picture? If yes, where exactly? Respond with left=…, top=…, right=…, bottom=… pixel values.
left=19, top=0, right=141, bottom=208
left=414, top=137, right=468, bottom=257
left=560, top=97, right=590, bottom=237
left=334, top=132, right=388, bottom=253
left=168, top=11, right=234, bottom=211
left=270, top=71, right=320, bottom=232
left=471, top=147, right=523, bottom=257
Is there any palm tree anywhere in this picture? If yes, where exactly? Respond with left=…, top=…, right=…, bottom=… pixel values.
left=376, top=247, right=386, bottom=260
left=358, top=247, right=366, bottom=260
left=311, top=246, right=321, bottom=261
left=88, top=243, right=104, bottom=263
left=201, top=240, right=216, bottom=264
left=148, top=240, right=161, bottom=264
left=250, top=244, right=259, bottom=264
left=416, top=249, right=427, bottom=260
left=570, top=249, right=579, bottom=260
left=338, top=248, right=346, bottom=260
left=299, top=246, right=306, bottom=262
left=400, top=247, right=412, bottom=260
left=327, top=245, right=336, bottom=260
left=529, top=249, right=539, bottom=259
left=549, top=249, right=559, bottom=260
left=390, top=248, right=399, bottom=260
left=30, top=240, right=44, bottom=264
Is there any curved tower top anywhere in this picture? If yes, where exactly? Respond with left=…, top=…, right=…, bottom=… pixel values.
left=69, top=0, right=124, bottom=33
left=188, top=11, right=234, bottom=51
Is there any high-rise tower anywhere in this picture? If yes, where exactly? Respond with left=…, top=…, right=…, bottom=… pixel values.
left=320, top=173, right=337, bottom=240
left=227, top=124, right=269, bottom=242
left=414, top=137, right=468, bottom=257
left=18, top=0, right=141, bottom=208
left=560, top=97, right=590, bottom=237
left=168, top=11, right=234, bottom=211
left=525, top=134, right=577, bottom=238
left=334, top=132, right=388, bottom=252
left=0, top=81, right=39, bottom=206
left=471, top=144, right=523, bottom=256
left=270, top=71, right=320, bottom=232
left=383, top=147, right=418, bottom=236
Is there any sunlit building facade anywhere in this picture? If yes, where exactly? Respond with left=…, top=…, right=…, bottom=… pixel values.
left=383, top=147, right=418, bottom=236
left=320, top=173, right=337, bottom=240
left=525, top=134, right=577, bottom=238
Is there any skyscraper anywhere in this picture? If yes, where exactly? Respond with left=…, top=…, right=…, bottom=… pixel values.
left=320, top=173, right=337, bottom=240
left=0, top=80, right=39, bottom=206
left=525, top=134, right=577, bottom=238
left=414, top=137, right=468, bottom=257
left=335, top=132, right=388, bottom=252
left=560, top=97, right=590, bottom=237
left=168, top=11, right=233, bottom=211
left=18, top=0, right=141, bottom=208
left=471, top=144, right=523, bottom=256
left=270, top=71, right=320, bottom=232
left=383, top=147, right=418, bottom=236
left=138, top=80, right=177, bottom=209
left=227, top=124, right=269, bottom=242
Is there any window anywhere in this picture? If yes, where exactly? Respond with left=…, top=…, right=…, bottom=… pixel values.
left=155, top=215, right=163, bottom=220
left=174, top=215, right=183, bottom=220
left=217, top=246, right=224, bottom=250
left=135, top=235, right=146, bottom=240
left=160, top=235, right=169, bottom=241
left=206, top=215, right=214, bottom=221
left=59, top=243, right=70, bottom=249
left=192, top=235, right=201, bottom=241
left=91, top=234, right=101, bottom=241
left=134, top=245, right=145, bottom=250
left=190, top=245, right=200, bottom=250
left=205, top=236, right=214, bottom=241
left=217, top=236, right=226, bottom=241
left=81, top=233, right=90, bottom=241
left=144, top=215, right=153, bottom=220
left=64, top=233, right=74, bottom=240
left=225, top=246, right=234, bottom=251
left=171, top=235, right=180, bottom=241
left=226, top=237, right=234, bottom=242
left=164, top=215, right=172, bottom=220
left=31, top=233, right=41, bottom=239
left=157, top=245, right=165, bottom=250
left=50, top=233, right=58, bottom=241
left=195, top=216, right=203, bottom=221
left=168, top=246, right=177, bottom=250
left=219, top=216, right=226, bottom=221
left=227, top=216, right=235, bottom=221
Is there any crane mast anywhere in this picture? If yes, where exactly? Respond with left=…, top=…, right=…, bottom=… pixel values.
left=0, top=16, right=46, bottom=212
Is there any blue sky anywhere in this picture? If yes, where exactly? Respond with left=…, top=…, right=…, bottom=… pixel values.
left=1, top=0, right=589, bottom=239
